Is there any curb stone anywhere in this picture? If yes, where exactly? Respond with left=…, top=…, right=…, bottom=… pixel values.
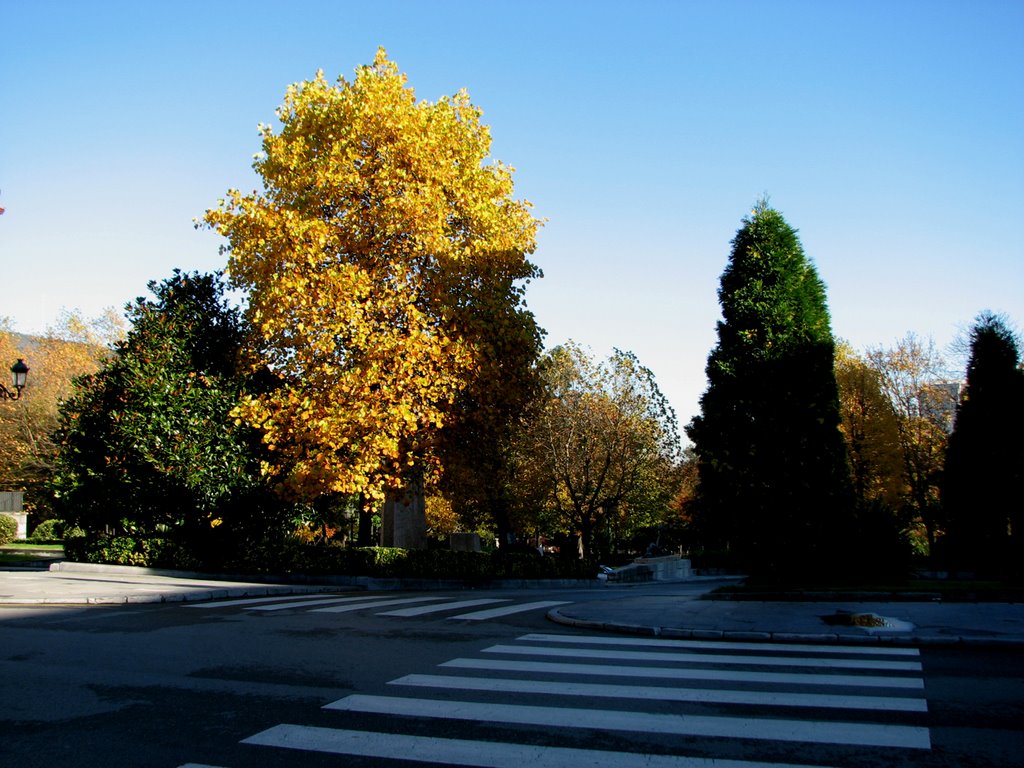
left=47, top=561, right=605, bottom=592
left=545, top=608, right=1024, bottom=648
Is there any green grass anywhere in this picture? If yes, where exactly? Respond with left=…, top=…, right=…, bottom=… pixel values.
left=0, top=542, right=64, bottom=565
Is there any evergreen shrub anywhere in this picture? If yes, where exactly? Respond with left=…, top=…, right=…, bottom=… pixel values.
left=0, top=514, right=17, bottom=545
left=29, top=518, right=63, bottom=542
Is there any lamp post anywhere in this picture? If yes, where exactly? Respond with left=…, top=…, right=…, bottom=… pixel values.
left=0, top=359, right=29, bottom=400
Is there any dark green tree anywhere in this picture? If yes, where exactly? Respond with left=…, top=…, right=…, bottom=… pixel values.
left=686, top=202, right=854, bottom=578
left=942, top=312, right=1024, bottom=576
left=434, top=269, right=546, bottom=548
left=50, top=271, right=289, bottom=565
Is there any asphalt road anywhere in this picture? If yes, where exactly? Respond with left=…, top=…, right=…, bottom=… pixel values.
left=0, top=586, right=1021, bottom=768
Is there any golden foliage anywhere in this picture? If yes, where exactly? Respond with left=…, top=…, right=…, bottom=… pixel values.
left=834, top=342, right=903, bottom=508
left=205, top=50, right=541, bottom=502
left=0, top=311, right=122, bottom=508
left=425, top=494, right=460, bottom=538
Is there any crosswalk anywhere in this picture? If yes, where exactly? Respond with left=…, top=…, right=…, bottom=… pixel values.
left=186, top=592, right=570, bottom=621
left=181, top=631, right=932, bottom=768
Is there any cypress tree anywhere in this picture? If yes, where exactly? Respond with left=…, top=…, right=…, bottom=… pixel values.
left=942, top=312, right=1024, bottom=576
left=686, top=202, right=853, bottom=578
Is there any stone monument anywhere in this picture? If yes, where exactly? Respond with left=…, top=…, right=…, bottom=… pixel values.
left=381, top=482, right=427, bottom=549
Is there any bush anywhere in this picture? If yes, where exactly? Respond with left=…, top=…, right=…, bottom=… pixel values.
left=0, top=514, right=18, bottom=545
left=30, top=518, right=64, bottom=542
left=62, top=534, right=200, bottom=570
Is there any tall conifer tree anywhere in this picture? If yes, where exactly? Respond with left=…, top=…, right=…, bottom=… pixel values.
left=686, top=202, right=853, bottom=577
left=942, top=312, right=1024, bottom=575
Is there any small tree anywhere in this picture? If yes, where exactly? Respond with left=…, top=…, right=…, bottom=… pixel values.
left=834, top=343, right=914, bottom=573
left=835, top=343, right=904, bottom=512
left=865, top=334, right=955, bottom=554
left=50, top=271, right=288, bottom=562
left=686, top=202, right=854, bottom=578
left=515, top=343, right=681, bottom=560
left=942, top=312, right=1024, bottom=575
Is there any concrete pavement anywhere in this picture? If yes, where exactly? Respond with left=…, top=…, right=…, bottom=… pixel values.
left=1, top=562, right=1022, bottom=647
left=0, top=562, right=339, bottom=604
left=548, top=591, right=1024, bottom=648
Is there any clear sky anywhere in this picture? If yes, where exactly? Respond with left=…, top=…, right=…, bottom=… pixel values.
left=2, top=0, right=1022, bottom=432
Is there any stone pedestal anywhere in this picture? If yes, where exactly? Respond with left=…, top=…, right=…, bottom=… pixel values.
left=606, top=555, right=692, bottom=583
left=634, top=555, right=692, bottom=581
left=381, top=484, right=427, bottom=550
left=449, top=532, right=481, bottom=552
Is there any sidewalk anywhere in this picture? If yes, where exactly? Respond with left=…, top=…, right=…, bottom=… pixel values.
left=2, top=563, right=1022, bottom=647
left=0, top=562, right=339, bottom=604
left=549, top=590, right=1024, bottom=648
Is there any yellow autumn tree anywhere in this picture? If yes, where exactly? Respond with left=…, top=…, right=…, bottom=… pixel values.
left=0, top=311, right=122, bottom=521
left=205, top=50, right=542, bottom=504
left=834, top=342, right=903, bottom=510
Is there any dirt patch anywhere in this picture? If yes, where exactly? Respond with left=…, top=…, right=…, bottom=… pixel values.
left=821, top=611, right=890, bottom=628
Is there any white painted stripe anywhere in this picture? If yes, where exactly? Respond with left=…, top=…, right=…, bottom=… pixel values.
left=247, top=595, right=396, bottom=611
left=441, top=657, right=926, bottom=689
left=177, top=764, right=231, bottom=768
left=185, top=593, right=346, bottom=609
left=391, top=673, right=928, bottom=712
left=379, top=598, right=510, bottom=617
left=519, top=633, right=921, bottom=657
left=325, top=694, right=932, bottom=749
left=312, top=596, right=449, bottom=613
left=484, top=644, right=922, bottom=672
left=448, top=600, right=570, bottom=620
left=243, top=724, right=837, bottom=768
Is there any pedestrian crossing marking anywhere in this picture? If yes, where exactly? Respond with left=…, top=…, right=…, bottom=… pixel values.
left=187, top=628, right=934, bottom=768
left=520, top=632, right=922, bottom=657
left=243, top=724, right=837, bottom=768
left=442, top=656, right=926, bottom=688
left=325, top=693, right=932, bottom=749
left=181, top=594, right=572, bottom=620
left=390, top=672, right=929, bottom=712
left=482, top=643, right=923, bottom=671
left=250, top=595, right=393, bottom=611
left=378, top=598, right=510, bottom=616
left=311, top=596, right=449, bottom=613
left=185, top=593, right=350, bottom=609
left=447, top=600, right=570, bottom=620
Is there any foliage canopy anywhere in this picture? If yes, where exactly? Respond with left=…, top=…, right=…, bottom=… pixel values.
left=514, top=343, right=681, bottom=560
left=0, top=312, right=119, bottom=522
left=50, top=271, right=286, bottom=556
left=687, top=202, right=853, bottom=577
left=943, top=312, right=1024, bottom=574
left=205, top=49, right=542, bottom=504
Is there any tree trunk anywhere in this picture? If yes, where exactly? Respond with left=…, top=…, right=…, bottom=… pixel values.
left=356, top=494, right=374, bottom=547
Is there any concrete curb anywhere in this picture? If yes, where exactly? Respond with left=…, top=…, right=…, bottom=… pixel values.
left=46, top=561, right=606, bottom=592
left=0, top=586, right=330, bottom=606
left=47, top=560, right=346, bottom=584
left=545, top=608, right=1024, bottom=649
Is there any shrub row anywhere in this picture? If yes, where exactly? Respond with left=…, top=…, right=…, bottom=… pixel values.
left=63, top=534, right=598, bottom=581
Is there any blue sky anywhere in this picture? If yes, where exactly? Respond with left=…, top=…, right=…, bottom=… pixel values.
left=2, top=0, right=1022, bottom=431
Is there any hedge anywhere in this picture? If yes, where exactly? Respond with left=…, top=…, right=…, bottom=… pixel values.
left=62, top=534, right=597, bottom=581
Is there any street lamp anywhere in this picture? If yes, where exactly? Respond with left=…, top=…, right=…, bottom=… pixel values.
left=0, top=359, right=29, bottom=401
